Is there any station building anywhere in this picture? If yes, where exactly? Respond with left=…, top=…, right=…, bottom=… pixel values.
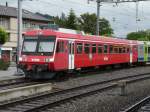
left=0, top=4, right=53, bottom=62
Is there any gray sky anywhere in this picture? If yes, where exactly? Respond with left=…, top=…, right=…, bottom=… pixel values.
left=1, top=0, right=150, bottom=38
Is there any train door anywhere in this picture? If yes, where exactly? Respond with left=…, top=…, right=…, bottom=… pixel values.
left=147, top=42, right=150, bottom=61
left=130, top=45, right=133, bottom=63
left=144, top=42, right=148, bottom=62
left=138, top=42, right=144, bottom=62
left=68, top=40, right=75, bottom=70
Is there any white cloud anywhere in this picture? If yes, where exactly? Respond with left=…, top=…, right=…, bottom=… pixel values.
left=1, top=0, right=150, bottom=37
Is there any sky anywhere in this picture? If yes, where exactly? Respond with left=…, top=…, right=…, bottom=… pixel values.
left=1, top=0, right=150, bottom=38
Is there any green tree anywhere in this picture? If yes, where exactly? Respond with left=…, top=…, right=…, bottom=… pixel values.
left=65, top=9, right=78, bottom=30
left=54, top=16, right=67, bottom=28
left=0, top=27, right=8, bottom=44
left=127, top=30, right=150, bottom=41
left=78, top=13, right=113, bottom=36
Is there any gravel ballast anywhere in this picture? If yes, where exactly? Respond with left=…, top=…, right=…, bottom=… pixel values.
left=54, top=66, right=150, bottom=89
left=43, top=78, right=150, bottom=112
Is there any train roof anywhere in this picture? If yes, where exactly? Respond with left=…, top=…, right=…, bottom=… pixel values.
left=24, top=29, right=138, bottom=45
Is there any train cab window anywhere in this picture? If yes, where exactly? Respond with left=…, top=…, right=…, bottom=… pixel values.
left=84, top=44, right=90, bottom=54
left=104, top=45, right=108, bottom=53
left=56, top=41, right=64, bottom=53
left=109, top=45, right=113, bottom=53
left=98, top=44, right=103, bottom=53
left=92, top=44, right=96, bottom=53
left=77, top=43, right=83, bottom=54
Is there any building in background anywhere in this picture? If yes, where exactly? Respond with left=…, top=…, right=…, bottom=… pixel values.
left=0, top=4, right=53, bottom=62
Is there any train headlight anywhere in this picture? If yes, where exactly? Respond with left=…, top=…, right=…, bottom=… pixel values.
left=45, top=58, right=53, bottom=62
left=45, top=58, right=50, bottom=62
left=19, top=57, right=23, bottom=61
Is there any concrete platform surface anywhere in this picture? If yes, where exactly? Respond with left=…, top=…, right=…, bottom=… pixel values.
left=0, top=67, right=24, bottom=81
left=0, top=83, right=52, bottom=102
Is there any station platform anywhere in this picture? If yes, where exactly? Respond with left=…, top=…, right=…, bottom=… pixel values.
left=0, top=66, right=24, bottom=81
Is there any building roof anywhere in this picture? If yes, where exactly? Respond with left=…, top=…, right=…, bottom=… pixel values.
left=0, top=5, right=50, bottom=22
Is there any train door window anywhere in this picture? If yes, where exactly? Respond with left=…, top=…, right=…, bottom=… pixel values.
left=84, top=44, right=90, bottom=54
left=109, top=45, right=113, bottom=53
left=69, top=43, right=74, bottom=54
left=145, top=46, right=148, bottom=53
left=92, top=44, right=96, bottom=53
left=98, top=44, right=103, bottom=54
left=148, top=47, right=150, bottom=54
left=56, top=41, right=64, bottom=53
left=104, top=45, right=108, bottom=53
left=77, top=43, right=82, bottom=54
left=127, top=47, right=130, bottom=53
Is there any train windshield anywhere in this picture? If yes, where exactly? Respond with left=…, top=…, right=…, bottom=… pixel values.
left=23, top=41, right=37, bottom=52
left=38, top=41, right=54, bottom=52
left=22, top=36, right=56, bottom=55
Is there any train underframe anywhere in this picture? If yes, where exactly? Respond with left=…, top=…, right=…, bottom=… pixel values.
left=19, top=61, right=147, bottom=80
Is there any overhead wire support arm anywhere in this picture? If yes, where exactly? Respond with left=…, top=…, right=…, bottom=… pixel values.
left=87, top=0, right=150, bottom=36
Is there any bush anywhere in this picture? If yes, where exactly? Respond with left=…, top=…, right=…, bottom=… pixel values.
left=0, top=27, right=8, bottom=44
left=0, top=59, right=10, bottom=70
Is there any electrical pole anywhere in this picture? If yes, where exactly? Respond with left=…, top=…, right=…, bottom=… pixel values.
left=17, top=0, right=22, bottom=72
left=96, top=0, right=101, bottom=36
left=88, top=0, right=150, bottom=36
left=136, top=0, right=139, bottom=32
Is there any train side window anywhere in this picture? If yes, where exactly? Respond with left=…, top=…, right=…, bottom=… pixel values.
left=56, top=41, right=64, bottom=53
left=122, top=47, right=126, bottom=53
left=119, top=47, right=122, bottom=53
left=92, top=44, right=96, bottom=53
left=84, top=44, right=90, bottom=54
left=98, top=44, right=103, bottom=53
left=77, top=43, right=82, bottom=54
left=109, top=45, right=113, bottom=53
left=114, top=47, right=118, bottom=53
left=104, top=45, right=108, bottom=53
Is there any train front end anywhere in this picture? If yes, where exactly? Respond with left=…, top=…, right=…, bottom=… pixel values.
left=19, top=30, right=56, bottom=79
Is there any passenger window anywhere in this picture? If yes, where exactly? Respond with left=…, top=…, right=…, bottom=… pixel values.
left=56, top=41, right=64, bottom=53
left=98, top=44, right=103, bottom=53
left=92, top=44, right=96, bottom=53
left=122, top=47, right=126, bottom=53
left=104, top=45, right=108, bottom=53
left=114, top=47, right=118, bottom=53
left=109, top=45, right=113, bottom=53
left=84, top=44, right=90, bottom=54
left=77, top=43, right=82, bottom=54
left=119, top=47, right=122, bottom=53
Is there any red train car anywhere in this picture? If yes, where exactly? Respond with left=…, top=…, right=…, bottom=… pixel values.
left=19, top=28, right=138, bottom=79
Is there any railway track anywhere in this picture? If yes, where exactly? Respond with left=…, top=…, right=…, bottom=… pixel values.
left=0, top=73, right=150, bottom=112
left=121, top=96, right=150, bottom=112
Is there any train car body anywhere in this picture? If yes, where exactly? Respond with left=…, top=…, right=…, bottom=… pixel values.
left=19, top=29, right=139, bottom=79
left=137, top=41, right=150, bottom=63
